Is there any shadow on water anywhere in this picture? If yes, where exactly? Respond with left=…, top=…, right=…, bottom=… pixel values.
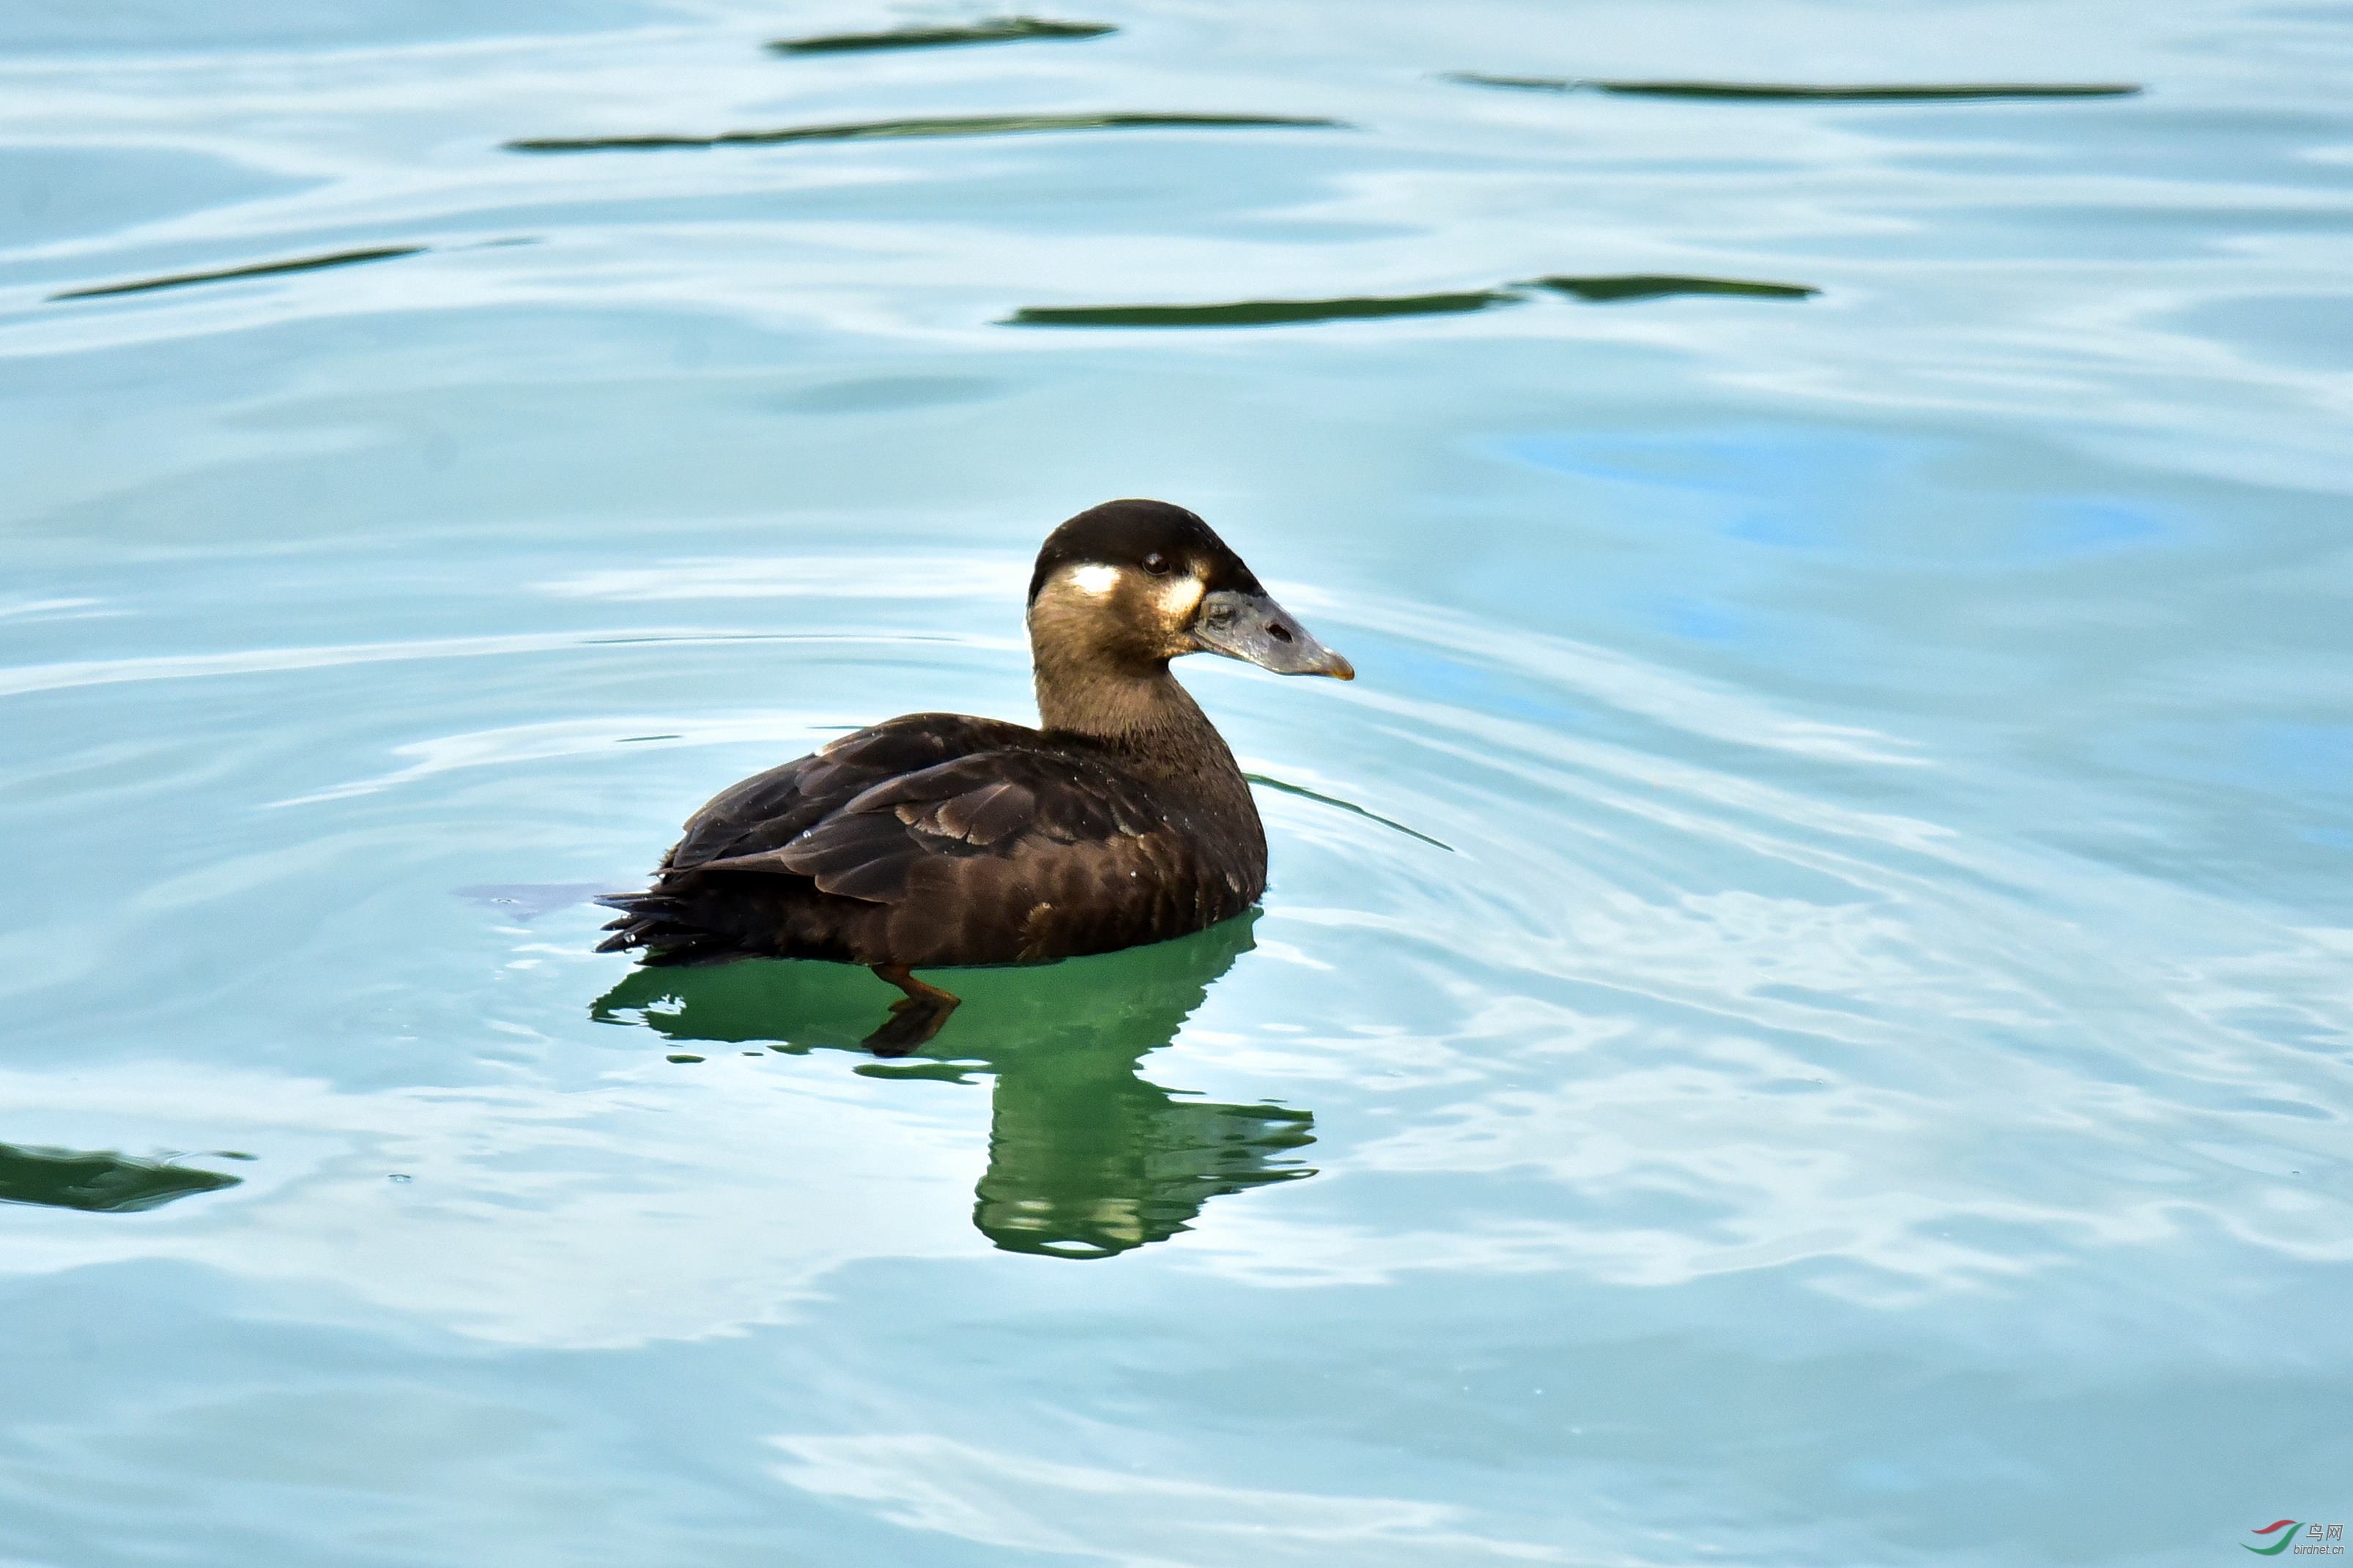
left=592, top=913, right=1313, bottom=1260
left=508, top=113, right=1340, bottom=154
left=1004, top=274, right=1817, bottom=328
left=48, top=245, right=425, bottom=302
left=0, top=1141, right=243, bottom=1214
left=769, top=17, right=1115, bottom=54
left=1445, top=72, right=2141, bottom=101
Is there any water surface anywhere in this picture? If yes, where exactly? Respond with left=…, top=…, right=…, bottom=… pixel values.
left=1447, top=73, right=2144, bottom=100
left=2, top=1, right=2349, bottom=1564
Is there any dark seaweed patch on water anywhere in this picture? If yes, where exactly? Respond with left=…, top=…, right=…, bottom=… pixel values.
left=769, top=16, right=1114, bottom=54
left=508, top=113, right=1339, bottom=153
left=1445, top=72, right=2141, bottom=101
left=1004, top=291, right=1519, bottom=328
left=0, top=1140, right=242, bottom=1213
left=49, top=244, right=425, bottom=301
left=1534, top=273, right=1818, bottom=302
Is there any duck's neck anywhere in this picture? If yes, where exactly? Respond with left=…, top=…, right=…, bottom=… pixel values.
left=1034, top=651, right=1252, bottom=809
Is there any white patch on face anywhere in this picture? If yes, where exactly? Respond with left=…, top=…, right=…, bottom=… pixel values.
left=1066, top=563, right=1122, bottom=597
left=1157, top=573, right=1206, bottom=618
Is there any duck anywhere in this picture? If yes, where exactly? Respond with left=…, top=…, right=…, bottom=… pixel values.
left=596, top=498, right=1354, bottom=1050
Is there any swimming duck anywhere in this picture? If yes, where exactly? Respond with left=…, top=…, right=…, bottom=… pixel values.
left=596, top=499, right=1353, bottom=1049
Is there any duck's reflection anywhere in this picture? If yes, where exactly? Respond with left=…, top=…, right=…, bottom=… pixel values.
left=591, top=913, right=1313, bottom=1259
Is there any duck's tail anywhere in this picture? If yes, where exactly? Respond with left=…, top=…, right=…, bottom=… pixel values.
left=593, top=890, right=744, bottom=967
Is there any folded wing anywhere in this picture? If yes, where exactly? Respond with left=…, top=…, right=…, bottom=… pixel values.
left=598, top=713, right=1203, bottom=966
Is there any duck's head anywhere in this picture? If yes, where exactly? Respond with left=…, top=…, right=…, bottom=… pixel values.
left=1026, top=499, right=1353, bottom=683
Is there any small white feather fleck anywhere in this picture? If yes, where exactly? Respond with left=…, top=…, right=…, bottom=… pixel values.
left=1067, top=563, right=1121, bottom=596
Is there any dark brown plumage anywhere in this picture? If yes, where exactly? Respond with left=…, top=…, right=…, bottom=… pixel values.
left=596, top=499, right=1352, bottom=1049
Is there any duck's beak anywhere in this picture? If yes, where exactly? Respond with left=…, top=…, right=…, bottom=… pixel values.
left=1191, top=590, right=1355, bottom=680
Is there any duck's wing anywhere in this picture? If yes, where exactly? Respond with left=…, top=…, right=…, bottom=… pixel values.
left=602, top=716, right=1211, bottom=966
left=659, top=713, right=1037, bottom=874
left=692, top=746, right=1164, bottom=906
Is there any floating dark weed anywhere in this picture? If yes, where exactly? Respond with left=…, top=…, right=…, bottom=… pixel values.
left=508, top=112, right=1339, bottom=153
left=1445, top=72, right=2141, bottom=101
left=770, top=17, right=1115, bottom=53
left=50, top=244, right=426, bottom=301
left=1004, top=291, right=1520, bottom=328
left=1533, top=273, right=1818, bottom=302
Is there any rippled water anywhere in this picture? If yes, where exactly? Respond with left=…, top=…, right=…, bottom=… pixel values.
left=4, top=1, right=2349, bottom=1562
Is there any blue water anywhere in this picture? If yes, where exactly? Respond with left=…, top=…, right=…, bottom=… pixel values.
left=4, top=2, right=2349, bottom=1563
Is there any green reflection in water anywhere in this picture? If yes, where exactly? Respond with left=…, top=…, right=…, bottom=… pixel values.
left=1005, top=291, right=1519, bottom=328
left=0, top=1141, right=242, bottom=1214
left=508, top=113, right=1339, bottom=154
left=593, top=913, right=1313, bottom=1260
left=769, top=17, right=1116, bottom=54
left=1533, top=273, right=1818, bottom=303
left=49, top=245, right=425, bottom=302
left=1445, top=72, right=2141, bottom=100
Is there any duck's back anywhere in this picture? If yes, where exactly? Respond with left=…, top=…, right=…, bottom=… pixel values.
left=598, top=712, right=1265, bottom=968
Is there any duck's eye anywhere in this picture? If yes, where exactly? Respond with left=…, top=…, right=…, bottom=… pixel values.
left=1141, top=552, right=1171, bottom=577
